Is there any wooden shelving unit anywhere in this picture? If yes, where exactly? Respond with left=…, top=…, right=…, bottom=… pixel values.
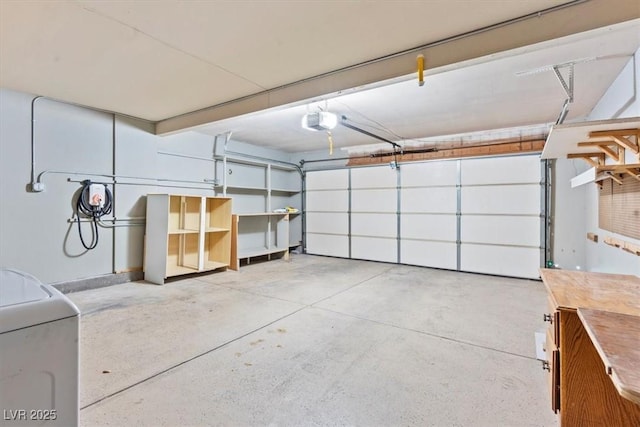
left=218, top=156, right=302, bottom=249
left=144, top=194, right=232, bottom=285
left=542, top=117, right=640, bottom=185
left=542, top=118, right=640, bottom=241
left=229, top=212, right=290, bottom=270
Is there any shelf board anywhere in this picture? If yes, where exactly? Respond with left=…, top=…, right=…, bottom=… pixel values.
left=203, top=260, right=229, bottom=271
left=166, top=264, right=199, bottom=277
left=226, top=185, right=267, bottom=192
left=238, top=247, right=289, bottom=259
left=236, top=212, right=290, bottom=217
left=224, top=156, right=299, bottom=171
left=597, top=163, right=640, bottom=173
left=168, top=229, right=200, bottom=235
left=571, top=167, right=596, bottom=188
left=205, top=227, right=230, bottom=233
left=541, top=117, right=640, bottom=160
left=271, top=188, right=301, bottom=193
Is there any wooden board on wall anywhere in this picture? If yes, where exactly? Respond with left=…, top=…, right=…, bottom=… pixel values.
left=599, top=181, right=613, bottom=232
left=613, top=176, right=640, bottom=239
left=600, top=176, right=640, bottom=239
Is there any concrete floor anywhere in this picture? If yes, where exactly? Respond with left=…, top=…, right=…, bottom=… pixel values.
left=69, top=254, right=558, bottom=427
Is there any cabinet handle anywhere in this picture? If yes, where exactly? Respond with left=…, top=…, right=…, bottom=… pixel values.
left=543, top=313, right=553, bottom=323
left=542, top=361, right=550, bottom=371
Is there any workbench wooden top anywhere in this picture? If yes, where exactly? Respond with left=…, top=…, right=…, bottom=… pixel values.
left=539, top=269, right=640, bottom=316
left=578, top=308, right=640, bottom=406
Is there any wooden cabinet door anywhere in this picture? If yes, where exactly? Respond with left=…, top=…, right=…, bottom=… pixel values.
left=546, top=329, right=560, bottom=413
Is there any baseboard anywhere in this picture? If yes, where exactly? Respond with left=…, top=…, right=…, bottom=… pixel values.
left=52, top=271, right=144, bottom=294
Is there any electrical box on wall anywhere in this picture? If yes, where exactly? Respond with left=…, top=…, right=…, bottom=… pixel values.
left=89, top=183, right=105, bottom=208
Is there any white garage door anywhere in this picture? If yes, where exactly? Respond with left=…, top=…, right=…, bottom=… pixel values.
left=351, top=166, right=397, bottom=263
left=459, top=156, right=542, bottom=279
left=305, top=154, right=545, bottom=279
left=305, top=169, right=349, bottom=257
left=400, top=161, right=458, bottom=270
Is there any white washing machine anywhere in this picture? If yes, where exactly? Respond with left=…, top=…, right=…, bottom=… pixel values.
left=0, top=269, right=79, bottom=427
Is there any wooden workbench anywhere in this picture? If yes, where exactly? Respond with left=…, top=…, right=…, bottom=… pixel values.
left=578, top=308, right=640, bottom=406
left=539, top=269, right=640, bottom=426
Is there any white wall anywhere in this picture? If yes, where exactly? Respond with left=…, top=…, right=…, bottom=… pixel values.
left=583, top=50, right=640, bottom=275
left=0, top=88, right=299, bottom=284
left=552, top=158, right=588, bottom=270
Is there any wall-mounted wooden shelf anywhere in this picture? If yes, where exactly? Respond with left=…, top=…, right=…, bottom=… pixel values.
left=543, top=118, right=640, bottom=242
left=604, top=236, right=640, bottom=256
left=594, top=163, right=640, bottom=185
left=543, top=117, right=639, bottom=191
left=542, top=117, right=640, bottom=160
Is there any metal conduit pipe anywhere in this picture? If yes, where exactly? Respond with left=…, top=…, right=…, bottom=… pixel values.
left=69, top=217, right=144, bottom=223
left=223, top=150, right=304, bottom=176
left=157, top=151, right=217, bottom=162
left=98, top=219, right=144, bottom=229
left=67, top=178, right=215, bottom=189
left=36, top=170, right=217, bottom=187
left=29, top=96, right=218, bottom=191
left=30, top=96, right=44, bottom=191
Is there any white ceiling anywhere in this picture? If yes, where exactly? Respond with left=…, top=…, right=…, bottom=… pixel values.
left=1, top=1, right=639, bottom=153
left=196, top=21, right=639, bottom=152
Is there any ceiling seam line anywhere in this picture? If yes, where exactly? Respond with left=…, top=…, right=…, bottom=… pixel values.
left=157, top=0, right=590, bottom=124
left=75, top=4, right=267, bottom=91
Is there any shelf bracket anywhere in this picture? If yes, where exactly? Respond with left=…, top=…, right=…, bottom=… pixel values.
left=578, top=141, right=620, bottom=162
left=596, top=171, right=624, bottom=185
left=594, top=145, right=619, bottom=162
left=567, top=152, right=604, bottom=167
left=621, top=166, right=640, bottom=181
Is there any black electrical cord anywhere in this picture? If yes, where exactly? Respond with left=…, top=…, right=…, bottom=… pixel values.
left=76, top=180, right=113, bottom=250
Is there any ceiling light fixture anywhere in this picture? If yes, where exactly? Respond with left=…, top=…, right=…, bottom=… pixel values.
left=301, top=111, right=338, bottom=131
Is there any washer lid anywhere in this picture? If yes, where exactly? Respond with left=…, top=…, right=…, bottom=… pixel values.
left=0, top=269, right=79, bottom=334
left=0, top=269, right=51, bottom=307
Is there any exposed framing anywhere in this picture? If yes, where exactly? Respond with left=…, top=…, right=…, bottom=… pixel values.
left=347, top=138, right=545, bottom=167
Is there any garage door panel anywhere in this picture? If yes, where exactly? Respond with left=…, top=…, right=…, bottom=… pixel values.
left=352, top=213, right=396, bottom=238
left=401, top=214, right=457, bottom=241
left=461, top=244, right=540, bottom=279
left=305, top=156, right=544, bottom=279
left=351, top=166, right=396, bottom=188
left=352, top=189, right=397, bottom=212
left=401, top=187, right=457, bottom=213
left=306, top=169, right=349, bottom=190
left=402, top=161, right=458, bottom=186
left=462, top=216, right=540, bottom=247
left=306, top=234, right=349, bottom=257
left=461, top=185, right=540, bottom=215
left=306, top=212, right=348, bottom=235
left=461, top=156, right=541, bottom=185
left=352, top=237, right=396, bottom=263
left=306, top=190, right=348, bottom=212
left=401, top=240, right=457, bottom=269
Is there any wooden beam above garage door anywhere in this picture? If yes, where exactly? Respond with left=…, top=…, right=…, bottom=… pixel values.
left=347, top=139, right=545, bottom=166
